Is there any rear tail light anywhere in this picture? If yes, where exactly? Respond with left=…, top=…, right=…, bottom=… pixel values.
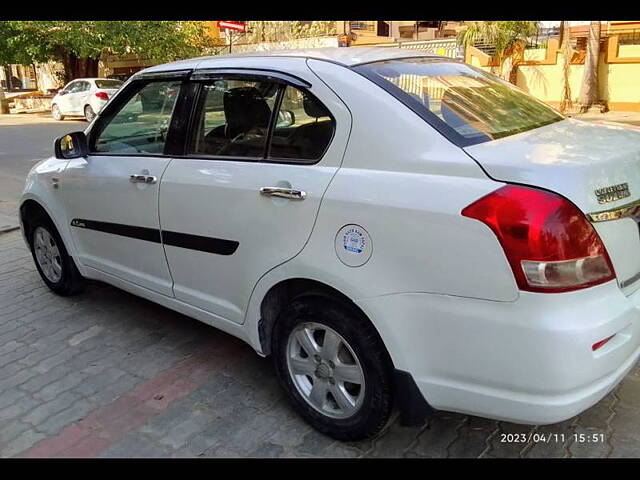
left=462, top=185, right=616, bottom=293
left=95, top=91, right=109, bottom=100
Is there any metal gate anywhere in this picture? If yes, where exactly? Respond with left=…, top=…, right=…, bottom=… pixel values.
left=355, top=38, right=463, bottom=59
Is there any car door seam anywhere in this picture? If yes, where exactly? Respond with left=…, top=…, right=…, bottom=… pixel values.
left=241, top=59, right=355, bottom=325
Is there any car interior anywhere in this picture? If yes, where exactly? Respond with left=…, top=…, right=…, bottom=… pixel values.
left=194, top=82, right=333, bottom=161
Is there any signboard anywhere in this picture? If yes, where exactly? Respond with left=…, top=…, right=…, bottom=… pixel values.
left=217, top=21, right=247, bottom=33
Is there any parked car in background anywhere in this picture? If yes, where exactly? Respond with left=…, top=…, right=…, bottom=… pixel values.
left=20, top=48, right=640, bottom=441
left=51, top=78, right=124, bottom=122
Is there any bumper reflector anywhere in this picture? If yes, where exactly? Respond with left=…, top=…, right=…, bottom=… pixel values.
left=592, top=335, right=615, bottom=351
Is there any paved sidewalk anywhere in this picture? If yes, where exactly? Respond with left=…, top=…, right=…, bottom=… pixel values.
left=0, top=230, right=639, bottom=458
left=571, top=110, right=640, bottom=127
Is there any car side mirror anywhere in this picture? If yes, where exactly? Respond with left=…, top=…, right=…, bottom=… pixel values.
left=54, top=131, right=88, bottom=159
left=58, top=90, right=68, bottom=96
left=278, top=109, right=295, bottom=128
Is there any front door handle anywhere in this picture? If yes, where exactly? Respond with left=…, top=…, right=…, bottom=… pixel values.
left=260, top=187, right=306, bottom=200
left=129, top=174, right=157, bottom=184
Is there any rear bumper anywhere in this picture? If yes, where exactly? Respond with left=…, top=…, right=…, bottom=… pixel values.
left=357, top=281, right=640, bottom=424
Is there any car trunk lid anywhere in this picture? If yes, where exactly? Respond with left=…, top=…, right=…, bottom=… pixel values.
left=464, top=118, right=640, bottom=295
left=98, top=88, right=120, bottom=99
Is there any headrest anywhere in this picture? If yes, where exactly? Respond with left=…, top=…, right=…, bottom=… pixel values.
left=303, top=94, right=329, bottom=119
left=223, top=87, right=272, bottom=137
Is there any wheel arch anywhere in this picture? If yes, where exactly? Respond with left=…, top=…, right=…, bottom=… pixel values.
left=20, top=198, right=51, bottom=242
left=19, top=195, right=77, bottom=260
left=255, top=277, right=391, bottom=364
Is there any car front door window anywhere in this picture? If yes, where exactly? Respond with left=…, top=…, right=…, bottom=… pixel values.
left=91, top=81, right=181, bottom=155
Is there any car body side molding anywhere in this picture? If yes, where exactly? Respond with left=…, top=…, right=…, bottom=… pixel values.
left=70, top=218, right=239, bottom=256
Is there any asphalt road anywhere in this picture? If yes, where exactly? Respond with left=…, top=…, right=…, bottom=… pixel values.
left=0, top=116, right=84, bottom=215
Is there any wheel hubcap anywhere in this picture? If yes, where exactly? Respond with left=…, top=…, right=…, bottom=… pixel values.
left=33, top=226, right=62, bottom=283
left=286, top=322, right=365, bottom=419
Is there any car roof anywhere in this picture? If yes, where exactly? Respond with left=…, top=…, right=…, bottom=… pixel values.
left=140, top=47, right=445, bottom=74
left=68, top=78, right=123, bottom=83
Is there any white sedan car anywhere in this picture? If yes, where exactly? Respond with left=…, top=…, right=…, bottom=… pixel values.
left=51, top=78, right=123, bottom=122
left=20, top=48, right=640, bottom=441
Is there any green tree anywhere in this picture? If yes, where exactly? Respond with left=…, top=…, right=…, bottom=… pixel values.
left=458, top=21, right=539, bottom=83
left=0, top=21, right=216, bottom=84
left=0, top=21, right=18, bottom=113
left=244, top=21, right=336, bottom=44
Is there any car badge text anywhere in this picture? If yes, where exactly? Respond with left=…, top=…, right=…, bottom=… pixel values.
left=595, top=183, right=630, bottom=204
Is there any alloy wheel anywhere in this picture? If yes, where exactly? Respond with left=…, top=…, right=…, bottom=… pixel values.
left=286, top=322, right=365, bottom=419
left=33, top=226, right=63, bottom=283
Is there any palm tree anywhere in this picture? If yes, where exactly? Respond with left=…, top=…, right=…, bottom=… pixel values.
left=459, top=21, right=539, bottom=83
left=577, top=21, right=602, bottom=112
left=559, top=21, right=575, bottom=114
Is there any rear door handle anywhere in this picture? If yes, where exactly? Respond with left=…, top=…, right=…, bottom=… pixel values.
left=260, top=187, right=306, bottom=200
left=129, top=174, right=157, bottom=184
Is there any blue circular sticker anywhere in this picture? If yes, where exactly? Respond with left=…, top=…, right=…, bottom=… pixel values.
left=343, top=227, right=366, bottom=254
left=335, top=225, right=372, bottom=267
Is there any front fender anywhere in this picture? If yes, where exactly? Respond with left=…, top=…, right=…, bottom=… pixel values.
left=20, top=156, right=78, bottom=262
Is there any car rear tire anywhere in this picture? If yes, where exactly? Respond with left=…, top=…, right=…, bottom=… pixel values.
left=84, top=105, right=96, bottom=122
left=27, top=212, right=85, bottom=296
left=272, top=295, right=394, bottom=441
left=51, top=104, right=64, bottom=121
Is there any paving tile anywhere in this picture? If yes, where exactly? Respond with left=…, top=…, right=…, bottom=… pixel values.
left=1, top=230, right=639, bottom=458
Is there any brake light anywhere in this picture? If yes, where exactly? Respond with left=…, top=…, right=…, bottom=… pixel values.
left=462, top=185, right=616, bottom=293
left=95, top=91, right=109, bottom=100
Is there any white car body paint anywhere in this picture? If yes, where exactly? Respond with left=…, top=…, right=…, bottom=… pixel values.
left=21, top=48, right=640, bottom=426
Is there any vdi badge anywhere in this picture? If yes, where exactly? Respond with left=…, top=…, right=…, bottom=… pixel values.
left=335, top=224, right=372, bottom=267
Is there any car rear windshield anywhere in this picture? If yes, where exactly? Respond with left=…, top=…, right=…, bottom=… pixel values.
left=95, top=79, right=123, bottom=89
left=354, top=58, right=564, bottom=146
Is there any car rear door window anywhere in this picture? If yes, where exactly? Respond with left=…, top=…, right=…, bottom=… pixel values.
left=90, top=81, right=181, bottom=155
left=268, top=86, right=334, bottom=162
left=189, top=79, right=279, bottom=158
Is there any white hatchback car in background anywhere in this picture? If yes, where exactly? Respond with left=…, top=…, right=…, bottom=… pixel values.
left=51, top=78, right=123, bottom=122
left=20, top=48, right=640, bottom=441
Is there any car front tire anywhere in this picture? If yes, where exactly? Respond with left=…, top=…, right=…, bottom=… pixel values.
left=27, top=212, right=85, bottom=296
left=272, top=295, right=394, bottom=441
left=51, top=104, right=64, bottom=121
